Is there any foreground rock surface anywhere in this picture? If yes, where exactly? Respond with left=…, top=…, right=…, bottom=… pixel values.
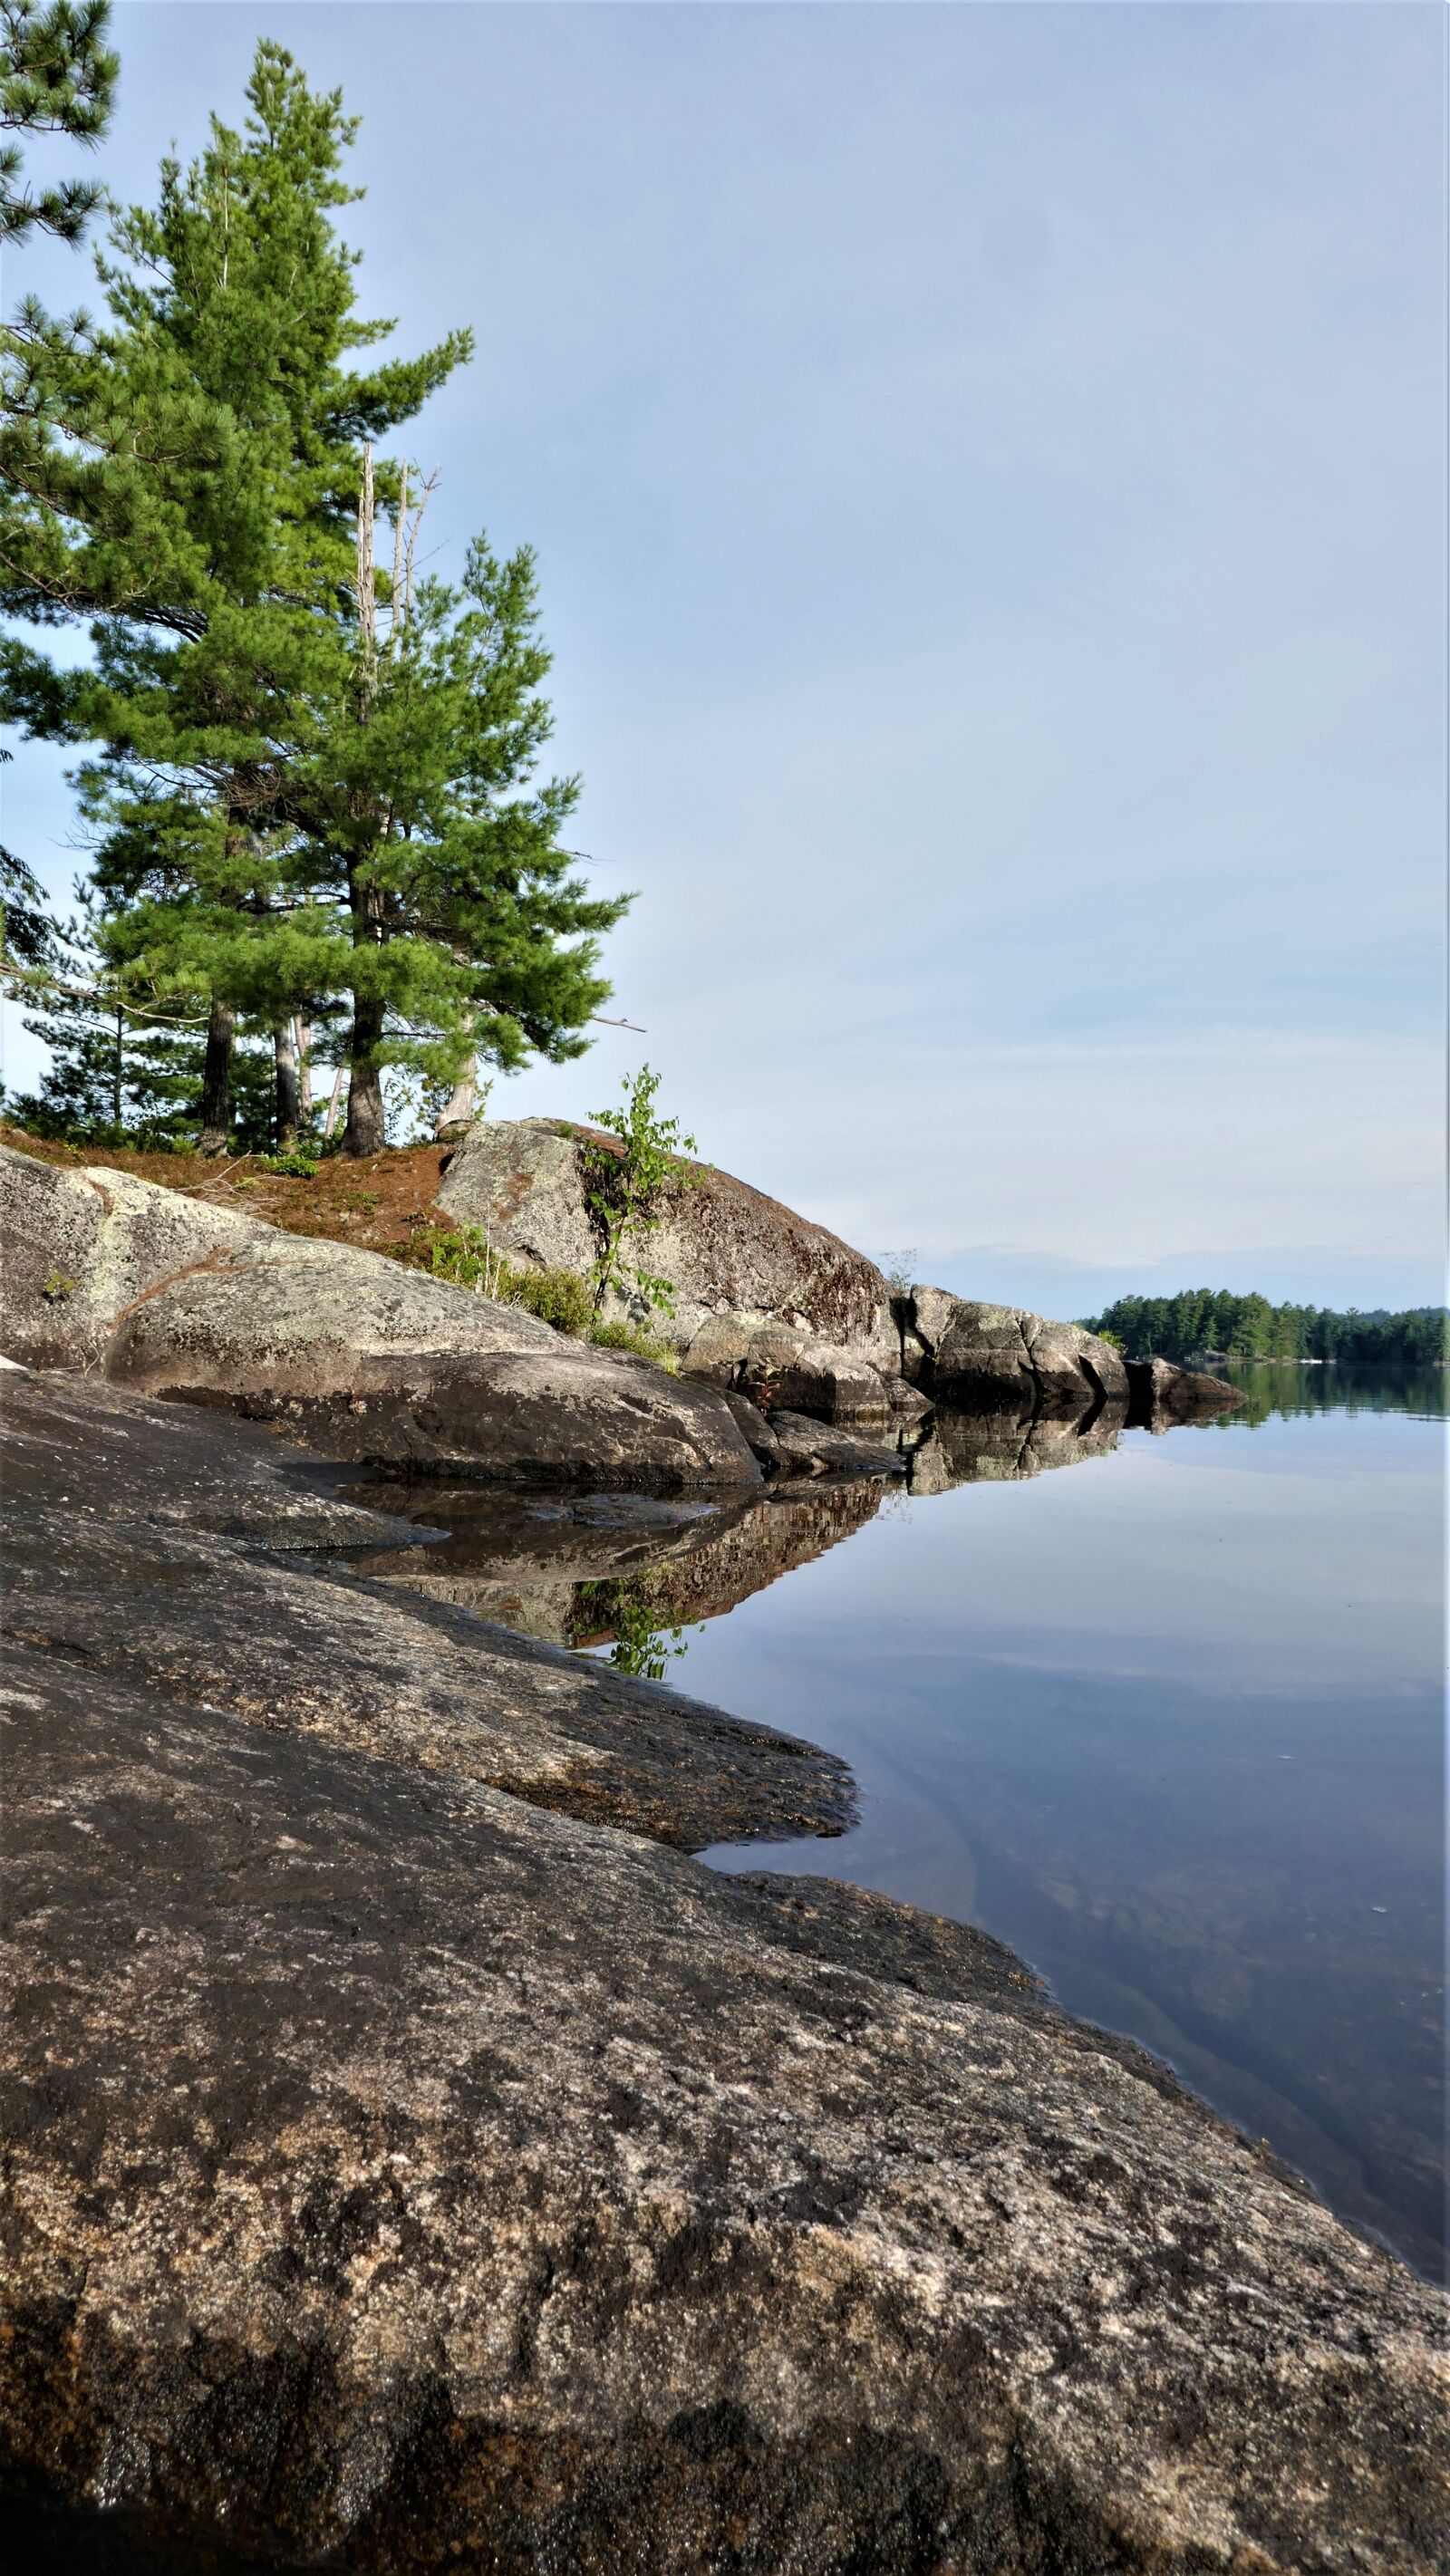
left=0, top=1144, right=759, bottom=1489
left=1, top=1373, right=1445, bottom=2573
left=0, top=1371, right=841, bottom=1851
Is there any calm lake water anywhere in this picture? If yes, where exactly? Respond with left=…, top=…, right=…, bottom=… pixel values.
left=363, top=1362, right=1446, bottom=2281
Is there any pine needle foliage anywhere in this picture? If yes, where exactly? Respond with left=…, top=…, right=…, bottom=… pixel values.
left=1, top=0, right=118, bottom=244
left=0, top=41, right=627, bottom=1155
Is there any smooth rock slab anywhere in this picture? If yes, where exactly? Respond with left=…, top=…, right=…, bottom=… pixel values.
left=1, top=1378, right=1444, bottom=2573
left=3, top=1648, right=1445, bottom=2571
left=0, top=1370, right=843, bottom=1853
left=0, top=1145, right=759, bottom=1489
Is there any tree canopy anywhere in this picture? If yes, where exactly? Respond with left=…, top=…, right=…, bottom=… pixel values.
left=1083, top=1289, right=1448, bottom=1369
left=1, top=0, right=117, bottom=244
left=1, top=40, right=628, bottom=1153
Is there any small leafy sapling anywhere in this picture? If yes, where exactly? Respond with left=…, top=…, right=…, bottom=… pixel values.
left=570, top=1066, right=704, bottom=1319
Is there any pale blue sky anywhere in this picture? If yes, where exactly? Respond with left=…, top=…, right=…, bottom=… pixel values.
left=3, top=3, right=1444, bottom=1308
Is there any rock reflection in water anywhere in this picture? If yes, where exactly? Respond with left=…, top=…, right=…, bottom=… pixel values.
left=906, top=1403, right=1125, bottom=1496
left=352, top=1475, right=886, bottom=1668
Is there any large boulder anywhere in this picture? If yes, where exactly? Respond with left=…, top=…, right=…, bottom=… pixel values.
left=905, top=1289, right=1131, bottom=1412
left=904, top=1290, right=1244, bottom=1424
left=437, top=1118, right=901, bottom=1387
left=1, top=1371, right=1444, bottom=2574
left=0, top=1145, right=759, bottom=1489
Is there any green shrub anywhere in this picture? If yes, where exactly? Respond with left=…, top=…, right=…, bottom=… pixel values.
left=416, top=1225, right=509, bottom=1295
left=256, top=1149, right=322, bottom=1179
left=513, top=1265, right=593, bottom=1336
left=587, top=1317, right=679, bottom=1372
left=411, top=1228, right=593, bottom=1336
left=568, top=1064, right=705, bottom=1321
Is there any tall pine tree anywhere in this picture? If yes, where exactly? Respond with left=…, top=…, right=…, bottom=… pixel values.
left=0, top=42, right=469, bottom=1144
left=289, top=475, right=628, bottom=1155
left=3, top=43, right=629, bottom=1155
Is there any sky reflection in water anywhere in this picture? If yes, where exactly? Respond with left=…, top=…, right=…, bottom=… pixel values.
left=693, top=1367, right=1445, bottom=2279
left=365, top=1365, right=1445, bottom=2280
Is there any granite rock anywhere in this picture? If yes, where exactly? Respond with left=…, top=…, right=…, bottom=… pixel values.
left=438, top=1118, right=899, bottom=1365
left=0, top=1145, right=759, bottom=1490
left=0, top=1372, right=1445, bottom=2572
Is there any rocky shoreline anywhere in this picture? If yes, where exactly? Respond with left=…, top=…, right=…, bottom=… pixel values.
left=0, top=1134, right=1239, bottom=1488
left=2, top=1365, right=1446, bottom=2570
left=4, top=1131, right=1444, bottom=2571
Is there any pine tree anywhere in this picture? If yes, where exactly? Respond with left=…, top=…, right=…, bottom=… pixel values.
left=1, top=0, right=117, bottom=244
left=0, top=42, right=469, bottom=1144
left=280, top=480, right=630, bottom=1156
left=5, top=891, right=202, bottom=1139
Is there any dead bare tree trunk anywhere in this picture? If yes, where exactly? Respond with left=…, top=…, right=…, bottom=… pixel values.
left=198, top=999, right=236, bottom=1155
left=355, top=440, right=377, bottom=689
left=274, top=1020, right=299, bottom=1148
left=391, top=460, right=408, bottom=635
left=322, top=1066, right=345, bottom=1142
left=433, top=1013, right=478, bottom=1140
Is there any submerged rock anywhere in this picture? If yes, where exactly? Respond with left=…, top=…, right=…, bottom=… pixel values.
left=1, top=1371, right=1445, bottom=2571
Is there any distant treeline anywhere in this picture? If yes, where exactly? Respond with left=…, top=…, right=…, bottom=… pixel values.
left=1080, top=1292, right=1449, bottom=1366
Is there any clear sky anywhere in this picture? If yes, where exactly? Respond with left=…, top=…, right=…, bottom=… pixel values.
left=3, top=2, right=1445, bottom=1311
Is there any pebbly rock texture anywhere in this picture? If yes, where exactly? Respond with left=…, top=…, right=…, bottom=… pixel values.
left=0, top=1143, right=760, bottom=1490
left=436, top=1117, right=902, bottom=1398
left=2, top=1373, right=1446, bottom=2574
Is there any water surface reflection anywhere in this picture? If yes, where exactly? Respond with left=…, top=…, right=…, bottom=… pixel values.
left=359, top=1365, right=1445, bottom=2277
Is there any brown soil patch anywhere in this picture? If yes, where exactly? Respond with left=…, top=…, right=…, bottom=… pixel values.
left=0, top=1124, right=457, bottom=1263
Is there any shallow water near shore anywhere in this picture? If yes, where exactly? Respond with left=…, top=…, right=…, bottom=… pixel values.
left=368, top=1363, right=1446, bottom=2281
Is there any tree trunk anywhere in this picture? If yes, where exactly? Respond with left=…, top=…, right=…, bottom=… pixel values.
left=198, top=999, right=236, bottom=1154
left=274, top=1021, right=299, bottom=1148
left=343, top=992, right=387, bottom=1156
left=111, top=1007, right=123, bottom=1133
left=433, top=1067, right=476, bottom=1139
left=322, top=1065, right=345, bottom=1142
left=295, top=1018, right=313, bottom=1123
left=433, top=1018, right=478, bottom=1140
left=343, top=857, right=387, bottom=1158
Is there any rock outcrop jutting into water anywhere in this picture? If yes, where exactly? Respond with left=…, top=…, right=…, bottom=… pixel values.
left=1, top=1365, right=1445, bottom=2573
left=434, top=1117, right=1239, bottom=1431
